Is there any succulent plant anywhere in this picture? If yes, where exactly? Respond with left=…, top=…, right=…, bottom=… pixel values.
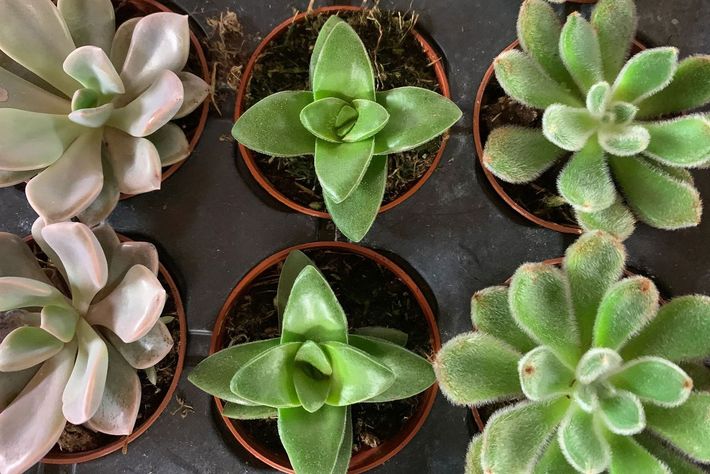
left=189, top=250, right=435, bottom=474
left=232, top=15, right=461, bottom=242
left=484, top=0, right=710, bottom=238
left=0, top=219, right=173, bottom=474
left=434, top=231, right=710, bottom=473
left=0, top=0, right=209, bottom=225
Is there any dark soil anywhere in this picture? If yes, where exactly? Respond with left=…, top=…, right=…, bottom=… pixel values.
left=220, top=248, right=434, bottom=459
left=480, top=78, right=577, bottom=227
left=243, top=9, right=443, bottom=212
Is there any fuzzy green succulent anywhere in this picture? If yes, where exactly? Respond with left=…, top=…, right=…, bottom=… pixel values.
left=0, top=0, right=209, bottom=225
left=434, top=231, right=710, bottom=473
left=189, top=250, right=435, bottom=474
left=232, top=15, right=461, bottom=242
left=484, top=0, right=710, bottom=238
left=0, top=219, right=173, bottom=474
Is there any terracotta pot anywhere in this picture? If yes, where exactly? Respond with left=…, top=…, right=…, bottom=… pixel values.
left=21, top=233, right=189, bottom=465
left=235, top=6, right=452, bottom=219
left=210, top=242, right=441, bottom=473
left=115, top=0, right=210, bottom=200
left=473, top=39, right=645, bottom=234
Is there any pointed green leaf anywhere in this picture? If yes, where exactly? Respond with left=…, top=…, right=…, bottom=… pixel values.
left=593, top=276, right=659, bottom=350
left=534, top=438, right=577, bottom=474
left=351, top=327, right=407, bottom=346
left=599, top=390, right=645, bottom=435
left=309, top=16, right=344, bottom=85
left=471, top=286, right=536, bottom=353
left=644, top=116, right=710, bottom=167
left=599, top=124, right=650, bottom=156
left=576, top=348, right=622, bottom=384
left=607, top=434, right=669, bottom=474
left=613, top=48, right=679, bottom=104
left=575, top=197, right=636, bottom=240
left=434, top=332, right=521, bottom=406
left=0, top=326, right=63, bottom=372
left=611, top=102, right=638, bottom=125
left=636, top=432, right=704, bottom=474
left=559, top=12, right=604, bottom=93
left=282, top=266, right=347, bottom=344
left=293, top=365, right=330, bottom=414
left=330, top=408, right=353, bottom=474
left=295, top=341, right=332, bottom=375
left=483, top=126, right=566, bottom=184
left=558, top=139, right=616, bottom=212
left=315, top=138, right=374, bottom=203
left=324, top=155, right=386, bottom=242
left=518, top=346, right=574, bottom=401
left=232, top=91, right=315, bottom=156
left=586, top=82, right=612, bottom=117
left=611, top=357, right=692, bottom=407
left=509, top=263, right=580, bottom=367
left=494, top=50, right=583, bottom=109
left=542, top=104, right=598, bottom=151
left=590, top=0, right=637, bottom=81
left=299, top=97, right=352, bottom=142
left=558, top=405, right=610, bottom=473
left=610, top=155, right=702, bottom=229
left=646, top=392, right=710, bottom=463
left=276, top=250, right=317, bottom=319
left=465, top=435, right=484, bottom=474
left=340, top=99, right=389, bottom=143
left=222, top=402, right=277, bottom=420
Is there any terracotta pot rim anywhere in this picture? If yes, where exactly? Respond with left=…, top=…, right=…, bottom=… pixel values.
left=26, top=232, right=188, bottom=465
left=210, top=241, right=441, bottom=474
left=235, top=5, right=452, bottom=219
left=119, top=0, right=210, bottom=200
left=472, top=38, right=645, bottom=235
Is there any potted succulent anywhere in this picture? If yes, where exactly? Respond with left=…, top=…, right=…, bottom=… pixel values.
left=474, top=0, right=710, bottom=237
left=0, top=0, right=210, bottom=225
left=0, top=219, right=185, bottom=473
left=233, top=8, right=461, bottom=242
left=189, top=244, right=440, bottom=473
left=434, top=231, right=710, bottom=473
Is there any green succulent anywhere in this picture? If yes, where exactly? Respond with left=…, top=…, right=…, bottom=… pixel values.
left=232, top=15, right=461, bottom=242
left=434, top=231, right=710, bottom=474
left=0, top=219, right=173, bottom=474
left=0, top=0, right=209, bottom=225
left=484, top=0, right=710, bottom=239
left=189, top=250, right=435, bottom=474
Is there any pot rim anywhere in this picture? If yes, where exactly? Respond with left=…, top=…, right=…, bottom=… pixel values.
left=209, top=241, right=441, bottom=474
left=234, top=5, right=452, bottom=219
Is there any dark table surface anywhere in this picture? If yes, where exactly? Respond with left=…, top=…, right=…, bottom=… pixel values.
left=4, top=0, right=708, bottom=472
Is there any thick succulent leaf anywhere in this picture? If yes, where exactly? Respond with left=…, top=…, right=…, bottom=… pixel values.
left=26, top=130, right=103, bottom=223
left=611, top=102, right=639, bottom=125
left=324, top=155, right=387, bottom=242
left=621, top=295, right=710, bottom=362
left=119, top=13, right=189, bottom=99
left=470, top=285, right=536, bottom=352
left=40, top=305, right=79, bottom=344
left=598, top=124, right=650, bottom=156
left=637, top=55, right=710, bottom=119
left=312, top=21, right=374, bottom=101
left=558, top=139, right=616, bottom=212
left=276, top=250, right=316, bottom=320
left=0, top=110, right=83, bottom=171
left=0, top=326, right=63, bottom=372
left=542, top=104, right=598, bottom=151
left=78, top=156, right=119, bottom=227
left=351, top=327, right=408, bottom=346
left=281, top=266, right=347, bottom=344
left=62, top=320, right=109, bottom=424
left=564, top=230, right=626, bottom=347
left=573, top=382, right=598, bottom=413
left=109, top=70, right=184, bottom=138
left=0, top=366, right=38, bottom=411
left=0, top=277, right=67, bottom=313
left=84, top=340, right=140, bottom=436
left=590, top=0, right=637, bottom=81
left=518, top=346, right=574, bottom=401
left=63, top=46, right=124, bottom=96
left=349, top=335, right=434, bottom=402
left=607, top=434, right=669, bottom=474
left=644, top=116, right=710, bottom=167
left=559, top=12, right=604, bottom=93
left=0, top=66, right=70, bottom=114
left=71, top=87, right=99, bottom=111
left=278, top=405, right=348, bottom=474
left=68, top=103, right=114, bottom=128
left=494, top=50, right=583, bottom=109
left=341, top=99, right=389, bottom=142
left=481, top=398, right=570, bottom=473
left=40, top=221, right=109, bottom=313
left=533, top=438, right=577, bottom=474
left=330, top=408, right=353, bottom=474
left=174, top=72, right=209, bottom=119
left=103, top=320, right=173, bottom=370
left=465, top=435, right=484, bottom=474
left=109, top=18, right=140, bottom=70
left=295, top=340, right=331, bottom=375
left=636, top=432, right=704, bottom=474
left=232, top=91, right=315, bottom=156
left=610, top=155, right=702, bottom=229
left=373, top=86, right=461, bottom=154
left=599, top=389, right=645, bottom=435
left=300, top=97, right=352, bottom=142
left=586, top=82, right=612, bottom=117
left=576, top=347, right=622, bottom=384
left=558, top=404, right=610, bottom=473
left=482, top=126, right=566, bottom=184
left=292, top=365, right=329, bottom=414
left=646, top=392, right=710, bottom=463
left=575, top=197, right=636, bottom=240
left=147, top=122, right=190, bottom=166
left=58, top=0, right=114, bottom=52
left=680, top=361, right=710, bottom=391
left=611, top=357, right=692, bottom=407
left=309, top=16, right=343, bottom=84
left=0, top=233, right=50, bottom=281
left=104, top=127, right=162, bottom=195
left=593, top=276, right=659, bottom=351
left=315, top=138, right=374, bottom=203
left=613, top=48, right=679, bottom=104
left=230, top=342, right=300, bottom=408
left=434, top=332, right=521, bottom=406
left=222, top=402, right=277, bottom=420
left=509, top=263, right=580, bottom=367
left=321, top=341, right=394, bottom=405
left=0, top=0, right=79, bottom=97
left=0, top=341, right=74, bottom=474
left=0, top=170, right=36, bottom=187
left=97, top=232, right=159, bottom=296
left=188, top=338, right=280, bottom=403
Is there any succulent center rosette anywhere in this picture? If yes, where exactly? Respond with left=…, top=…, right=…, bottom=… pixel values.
left=0, top=0, right=209, bottom=225
left=0, top=219, right=174, bottom=474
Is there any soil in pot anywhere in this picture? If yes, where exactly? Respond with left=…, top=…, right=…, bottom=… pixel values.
left=243, top=9, right=443, bottom=212
left=219, top=249, right=433, bottom=458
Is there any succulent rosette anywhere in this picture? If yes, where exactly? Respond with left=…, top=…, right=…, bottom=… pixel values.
left=0, top=219, right=174, bottom=474
left=0, top=0, right=209, bottom=224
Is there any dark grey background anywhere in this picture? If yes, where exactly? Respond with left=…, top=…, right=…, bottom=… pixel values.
left=4, top=0, right=708, bottom=472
